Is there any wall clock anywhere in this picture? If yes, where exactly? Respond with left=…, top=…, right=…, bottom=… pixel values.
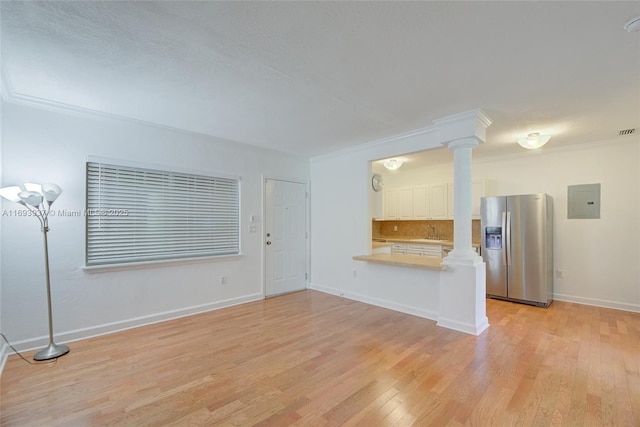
left=371, top=173, right=383, bottom=192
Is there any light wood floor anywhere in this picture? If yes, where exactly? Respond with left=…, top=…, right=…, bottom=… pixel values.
left=2, top=290, right=639, bottom=426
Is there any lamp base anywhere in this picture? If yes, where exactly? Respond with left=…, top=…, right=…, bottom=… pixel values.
left=34, top=343, right=70, bottom=361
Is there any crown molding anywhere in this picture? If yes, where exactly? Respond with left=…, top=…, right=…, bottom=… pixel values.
left=5, top=89, right=209, bottom=135
left=472, top=134, right=640, bottom=168
left=0, top=62, right=227, bottom=140
left=0, top=78, right=310, bottom=161
left=311, top=108, right=492, bottom=164
left=433, top=108, right=493, bottom=145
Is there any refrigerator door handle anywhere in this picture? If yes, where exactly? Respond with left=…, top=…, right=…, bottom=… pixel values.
left=502, top=212, right=507, bottom=266
left=506, top=211, right=512, bottom=266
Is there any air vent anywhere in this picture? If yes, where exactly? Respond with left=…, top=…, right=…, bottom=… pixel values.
left=619, top=128, right=636, bottom=136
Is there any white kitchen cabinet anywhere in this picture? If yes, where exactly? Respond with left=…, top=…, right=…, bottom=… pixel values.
left=384, top=187, right=413, bottom=219
left=446, top=180, right=488, bottom=219
left=413, top=185, right=430, bottom=219
left=406, top=243, right=442, bottom=258
left=384, top=188, right=399, bottom=219
left=385, top=184, right=453, bottom=220
left=391, top=242, right=407, bottom=254
left=429, top=183, right=449, bottom=219
left=398, top=187, right=413, bottom=219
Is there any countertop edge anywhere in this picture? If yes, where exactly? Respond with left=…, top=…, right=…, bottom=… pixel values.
left=353, top=254, right=447, bottom=271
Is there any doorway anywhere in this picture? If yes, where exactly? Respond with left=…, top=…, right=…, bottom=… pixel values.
left=264, top=178, right=307, bottom=296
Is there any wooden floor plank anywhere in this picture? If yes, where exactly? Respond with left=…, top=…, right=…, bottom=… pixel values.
left=2, top=291, right=640, bottom=426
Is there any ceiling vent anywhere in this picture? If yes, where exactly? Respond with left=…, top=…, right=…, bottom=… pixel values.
left=618, top=128, right=636, bottom=136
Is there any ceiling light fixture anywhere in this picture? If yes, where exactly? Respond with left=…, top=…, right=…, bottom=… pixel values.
left=383, top=159, right=404, bottom=170
left=624, top=16, right=640, bottom=32
left=517, top=133, right=551, bottom=150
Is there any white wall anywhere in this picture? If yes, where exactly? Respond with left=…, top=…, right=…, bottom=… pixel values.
left=310, top=128, right=446, bottom=317
left=0, top=95, right=5, bottom=369
left=371, top=138, right=640, bottom=312
left=479, top=140, right=640, bottom=311
left=0, top=102, right=309, bottom=349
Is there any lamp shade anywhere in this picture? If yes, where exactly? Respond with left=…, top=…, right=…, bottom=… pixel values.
left=24, top=183, right=43, bottom=193
left=517, top=133, right=551, bottom=149
left=0, top=186, right=24, bottom=203
left=42, top=183, right=63, bottom=203
left=18, top=191, right=43, bottom=207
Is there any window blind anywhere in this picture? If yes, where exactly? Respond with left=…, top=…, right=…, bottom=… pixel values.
left=86, top=162, right=240, bottom=266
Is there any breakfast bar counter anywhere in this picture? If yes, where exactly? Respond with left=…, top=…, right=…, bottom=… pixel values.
left=353, top=253, right=446, bottom=271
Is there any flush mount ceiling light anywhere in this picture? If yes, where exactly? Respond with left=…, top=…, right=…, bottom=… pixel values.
left=517, top=132, right=551, bottom=150
left=383, top=159, right=404, bottom=170
left=624, top=16, right=640, bottom=32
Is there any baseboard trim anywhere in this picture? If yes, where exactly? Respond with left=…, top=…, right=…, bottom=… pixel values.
left=437, top=316, right=490, bottom=336
left=2, top=293, right=265, bottom=357
left=309, top=283, right=438, bottom=321
left=553, top=293, right=640, bottom=313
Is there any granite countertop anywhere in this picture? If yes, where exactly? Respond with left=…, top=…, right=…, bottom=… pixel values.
left=353, top=253, right=446, bottom=271
left=372, top=242, right=393, bottom=249
left=365, top=238, right=480, bottom=270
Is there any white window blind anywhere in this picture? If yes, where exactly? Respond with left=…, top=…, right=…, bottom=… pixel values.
left=86, top=161, right=240, bottom=266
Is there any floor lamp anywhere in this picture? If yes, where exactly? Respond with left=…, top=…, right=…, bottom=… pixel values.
left=0, top=182, right=70, bottom=360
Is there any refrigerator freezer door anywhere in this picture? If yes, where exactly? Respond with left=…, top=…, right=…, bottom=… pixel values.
left=481, top=197, right=507, bottom=298
left=506, top=195, right=548, bottom=304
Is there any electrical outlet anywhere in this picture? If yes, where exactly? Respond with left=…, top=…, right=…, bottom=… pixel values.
left=394, top=225, right=398, bottom=231
left=556, top=270, right=564, bottom=279
left=353, top=269, right=357, bottom=278
left=220, top=276, right=227, bottom=285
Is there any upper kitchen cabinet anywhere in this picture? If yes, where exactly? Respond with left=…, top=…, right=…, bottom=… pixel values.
left=447, top=180, right=489, bottom=219
left=429, top=183, right=449, bottom=219
left=384, top=187, right=414, bottom=219
left=413, top=185, right=430, bottom=219
left=384, top=184, right=448, bottom=220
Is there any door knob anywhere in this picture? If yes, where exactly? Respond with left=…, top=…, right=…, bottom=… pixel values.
left=266, top=241, right=272, bottom=245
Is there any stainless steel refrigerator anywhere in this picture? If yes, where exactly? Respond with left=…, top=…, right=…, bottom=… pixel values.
left=480, top=194, right=553, bottom=307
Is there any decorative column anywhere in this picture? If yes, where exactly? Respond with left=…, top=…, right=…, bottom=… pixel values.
left=447, top=138, right=481, bottom=260
left=438, top=136, right=489, bottom=336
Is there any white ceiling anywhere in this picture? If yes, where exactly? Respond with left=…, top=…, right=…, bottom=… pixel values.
left=2, top=1, right=639, bottom=164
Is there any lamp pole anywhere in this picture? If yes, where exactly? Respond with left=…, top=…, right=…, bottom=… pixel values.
left=0, top=183, right=70, bottom=361
left=34, top=222, right=69, bottom=361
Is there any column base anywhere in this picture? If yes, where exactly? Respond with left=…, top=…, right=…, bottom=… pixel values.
left=437, top=259, right=489, bottom=336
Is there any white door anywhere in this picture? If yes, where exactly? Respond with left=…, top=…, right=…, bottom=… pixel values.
left=265, top=179, right=307, bottom=296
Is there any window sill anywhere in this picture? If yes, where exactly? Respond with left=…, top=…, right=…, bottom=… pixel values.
left=83, top=254, right=242, bottom=273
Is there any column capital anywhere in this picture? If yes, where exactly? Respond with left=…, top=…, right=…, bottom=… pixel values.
left=447, top=137, right=480, bottom=151
left=434, top=108, right=492, bottom=146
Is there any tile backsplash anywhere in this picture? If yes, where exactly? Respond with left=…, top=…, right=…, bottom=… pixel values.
left=372, top=219, right=481, bottom=243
